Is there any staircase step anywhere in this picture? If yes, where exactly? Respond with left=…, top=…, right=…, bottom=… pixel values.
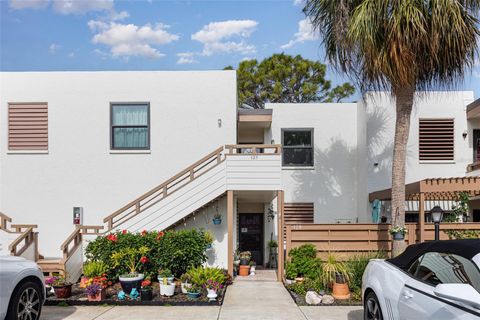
left=38, top=258, right=64, bottom=276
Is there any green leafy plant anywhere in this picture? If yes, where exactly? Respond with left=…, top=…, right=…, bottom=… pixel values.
left=85, top=229, right=210, bottom=278
left=268, top=240, right=278, bottom=248
left=444, top=229, right=480, bottom=239
left=321, top=253, right=350, bottom=287
left=346, top=252, right=386, bottom=292
left=158, top=268, right=173, bottom=278
left=239, top=251, right=251, bottom=261
left=186, top=266, right=226, bottom=286
left=83, top=261, right=110, bottom=278
left=187, top=284, right=201, bottom=293
left=111, top=246, right=150, bottom=277
left=204, top=231, right=214, bottom=244
left=287, top=244, right=321, bottom=279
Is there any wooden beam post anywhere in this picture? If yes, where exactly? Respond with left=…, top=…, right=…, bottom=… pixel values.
left=227, top=190, right=234, bottom=276
left=419, top=192, right=425, bottom=243
left=277, top=190, right=284, bottom=282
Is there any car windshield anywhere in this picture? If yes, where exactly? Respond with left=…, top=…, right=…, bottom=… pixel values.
left=413, top=252, right=480, bottom=293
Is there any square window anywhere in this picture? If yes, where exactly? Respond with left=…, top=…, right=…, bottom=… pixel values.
left=111, top=103, right=150, bottom=150
left=282, top=129, right=314, bottom=166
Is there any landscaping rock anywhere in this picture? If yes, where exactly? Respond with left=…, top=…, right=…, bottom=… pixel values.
left=321, top=294, right=334, bottom=305
left=305, top=291, right=322, bottom=305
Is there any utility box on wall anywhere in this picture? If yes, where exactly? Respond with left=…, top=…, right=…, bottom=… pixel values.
left=73, top=207, right=83, bottom=225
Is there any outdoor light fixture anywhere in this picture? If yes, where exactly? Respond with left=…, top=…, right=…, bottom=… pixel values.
left=462, top=130, right=468, bottom=139
left=431, top=205, right=444, bottom=241
left=217, top=119, right=222, bottom=128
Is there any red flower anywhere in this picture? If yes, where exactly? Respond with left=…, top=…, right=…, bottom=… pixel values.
left=140, top=256, right=149, bottom=264
left=106, top=234, right=117, bottom=242
left=141, top=230, right=147, bottom=236
left=122, top=230, right=127, bottom=234
left=156, top=231, right=165, bottom=240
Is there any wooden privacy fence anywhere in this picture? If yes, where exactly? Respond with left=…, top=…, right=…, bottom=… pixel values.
left=285, top=223, right=480, bottom=260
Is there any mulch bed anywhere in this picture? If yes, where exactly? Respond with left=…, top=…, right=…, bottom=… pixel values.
left=45, top=282, right=227, bottom=306
left=285, top=285, right=362, bottom=307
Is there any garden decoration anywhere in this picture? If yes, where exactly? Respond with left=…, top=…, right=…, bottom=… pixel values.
left=45, top=275, right=72, bottom=299
left=111, top=246, right=150, bottom=294
left=180, top=273, right=192, bottom=294
left=117, top=291, right=126, bottom=300
left=249, top=260, right=256, bottom=275
left=158, top=269, right=175, bottom=296
left=322, top=254, right=351, bottom=300
left=86, top=283, right=105, bottom=302
left=204, top=231, right=214, bottom=249
left=130, top=288, right=140, bottom=300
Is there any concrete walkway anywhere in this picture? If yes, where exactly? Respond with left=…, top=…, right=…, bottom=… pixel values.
left=42, top=277, right=363, bottom=320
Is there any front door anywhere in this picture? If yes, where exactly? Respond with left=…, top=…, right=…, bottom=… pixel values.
left=239, top=213, right=263, bottom=265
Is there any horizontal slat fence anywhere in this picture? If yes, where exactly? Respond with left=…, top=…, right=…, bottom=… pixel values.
left=285, top=223, right=480, bottom=260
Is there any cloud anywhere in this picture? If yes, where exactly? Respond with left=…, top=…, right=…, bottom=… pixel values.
left=52, top=0, right=113, bottom=14
left=281, top=18, right=319, bottom=49
left=9, top=0, right=48, bottom=10
left=176, top=52, right=197, bottom=64
left=88, top=21, right=179, bottom=59
left=9, top=0, right=115, bottom=14
left=293, top=0, right=303, bottom=6
left=68, top=51, right=75, bottom=57
left=191, top=20, right=258, bottom=56
left=49, top=43, right=60, bottom=53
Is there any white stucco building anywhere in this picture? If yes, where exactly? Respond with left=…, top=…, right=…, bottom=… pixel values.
left=0, top=71, right=479, bottom=279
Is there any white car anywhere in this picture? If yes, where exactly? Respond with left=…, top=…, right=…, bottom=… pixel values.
left=0, top=256, right=45, bottom=320
left=362, top=239, right=480, bottom=320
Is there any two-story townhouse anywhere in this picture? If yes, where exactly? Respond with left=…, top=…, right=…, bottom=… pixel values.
left=0, top=71, right=478, bottom=281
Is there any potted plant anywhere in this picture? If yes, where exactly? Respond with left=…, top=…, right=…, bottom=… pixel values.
left=158, top=269, right=175, bottom=296
left=180, top=273, right=192, bottom=294
left=111, top=246, right=149, bottom=295
left=186, top=284, right=201, bottom=299
left=389, top=226, right=408, bottom=240
left=203, top=279, right=223, bottom=301
left=212, top=213, right=222, bottom=225
left=86, top=283, right=105, bottom=301
left=46, top=275, right=73, bottom=299
left=204, top=231, right=214, bottom=249
left=238, top=251, right=251, bottom=276
left=249, top=260, right=256, bottom=275
left=140, top=279, right=153, bottom=301
left=322, top=253, right=351, bottom=300
left=81, top=261, right=109, bottom=289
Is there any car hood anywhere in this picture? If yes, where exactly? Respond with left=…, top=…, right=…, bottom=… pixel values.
left=0, top=255, right=36, bottom=267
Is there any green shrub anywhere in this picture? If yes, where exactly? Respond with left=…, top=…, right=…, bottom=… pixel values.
left=85, top=228, right=210, bottom=279
left=287, top=244, right=321, bottom=279
left=83, top=261, right=110, bottom=278
left=288, top=282, right=307, bottom=296
left=186, top=266, right=226, bottom=286
left=346, top=251, right=386, bottom=291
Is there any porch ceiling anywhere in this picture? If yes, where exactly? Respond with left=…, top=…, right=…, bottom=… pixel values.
left=368, top=176, right=480, bottom=202
left=237, top=108, right=272, bottom=129
left=235, top=190, right=277, bottom=203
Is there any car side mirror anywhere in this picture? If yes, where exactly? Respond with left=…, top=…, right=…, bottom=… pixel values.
left=434, top=284, right=480, bottom=309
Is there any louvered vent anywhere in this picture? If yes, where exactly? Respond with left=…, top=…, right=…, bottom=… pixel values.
left=284, top=203, right=314, bottom=225
left=8, top=103, right=48, bottom=151
left=419, top=119, right=454, bottom=161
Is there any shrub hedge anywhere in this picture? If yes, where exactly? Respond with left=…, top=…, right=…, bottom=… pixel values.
left=85, top=229, right=210, bottom=279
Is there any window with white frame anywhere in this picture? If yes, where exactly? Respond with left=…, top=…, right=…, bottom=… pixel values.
left=281, top=129, right=314, bottom=167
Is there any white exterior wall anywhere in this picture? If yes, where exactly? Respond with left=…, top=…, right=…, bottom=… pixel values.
left=267, top=103, right=368, bottom=223
left=0, top=71, right=237, bottom=257
left=365, top=91, right=475, bottom=193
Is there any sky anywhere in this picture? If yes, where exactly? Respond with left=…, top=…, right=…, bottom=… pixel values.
left=1, top=0, right=480, bottom=101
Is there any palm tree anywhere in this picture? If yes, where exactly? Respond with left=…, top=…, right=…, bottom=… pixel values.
left=304, top=0, right=479, bottom=256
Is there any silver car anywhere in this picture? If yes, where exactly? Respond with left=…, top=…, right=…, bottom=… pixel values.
left=0, top=256, right=45, bottom=320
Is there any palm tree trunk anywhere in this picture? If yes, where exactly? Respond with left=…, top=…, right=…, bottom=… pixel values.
left=391, top=86, right=414, bottom=257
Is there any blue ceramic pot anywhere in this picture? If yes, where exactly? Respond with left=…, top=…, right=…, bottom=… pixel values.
left=213, top=218, right=222, bottom=225
left=392, top=232, right=404, bottom=240
left=187, top=292, right=201, bottom=299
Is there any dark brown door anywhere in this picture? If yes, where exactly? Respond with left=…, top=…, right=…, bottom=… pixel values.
left=239, top=213, right=263, bottom=265
left=474, top=129, right=480, bottom=162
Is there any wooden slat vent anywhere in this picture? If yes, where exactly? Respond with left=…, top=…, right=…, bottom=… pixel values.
left=419, top=119, right=454, bottom=161
left=284, top=203, right=314, bottom=224
left=8, top=104, right=48, bottom=151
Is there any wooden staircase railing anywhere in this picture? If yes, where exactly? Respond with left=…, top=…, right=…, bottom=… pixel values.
left=103, top=146, right=225, bottom=231
left=0, top=211, right=12, bottom=230
left=8, top=227, right=38, bottom=260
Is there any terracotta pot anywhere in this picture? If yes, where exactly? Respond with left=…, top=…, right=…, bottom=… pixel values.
left=87, top=289, right=105, bottom=302
left=53, top=284, right=72, bottom=299
left=239, top=265, right=250, bottom=276
left=332, top=282, right=351, bottom=300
